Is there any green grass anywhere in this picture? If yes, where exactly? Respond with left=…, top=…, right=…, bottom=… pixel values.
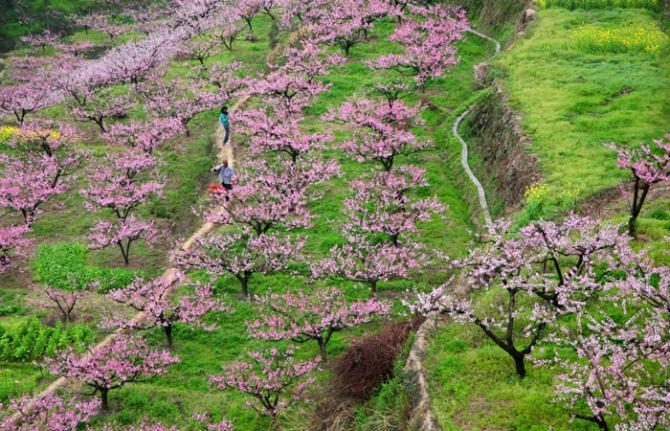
left=494, top=8, right=670, bottom=209
left=537, top=0, right=662, bottom=11
left=426, top=324, right=595, bottom=431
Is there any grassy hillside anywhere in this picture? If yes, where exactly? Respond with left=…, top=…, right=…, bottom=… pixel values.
left=493, top=7, right=670, bottom=207
left=424, top=5, right=670, bottom=431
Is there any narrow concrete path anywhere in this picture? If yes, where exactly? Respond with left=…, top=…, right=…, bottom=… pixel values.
left=467, top=27, right=501, bottom=55
left=452, top=26, right=502, bottom=228
left=453, top=107, right=494, bottom=227
left=404, top=25, right=504, bottom=431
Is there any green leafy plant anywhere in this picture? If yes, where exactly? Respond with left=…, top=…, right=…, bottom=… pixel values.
left=33, top=243, right=137, bottom=293
left=0, top=317, right=94, bottom=362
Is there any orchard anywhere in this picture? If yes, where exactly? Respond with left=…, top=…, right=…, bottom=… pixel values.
left=1, top=0, right=669, bottom=430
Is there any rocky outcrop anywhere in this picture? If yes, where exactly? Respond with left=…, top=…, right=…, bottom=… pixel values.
left=466, top=83, right=541, bottom=208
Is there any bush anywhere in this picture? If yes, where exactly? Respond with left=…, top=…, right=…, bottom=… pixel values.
left=33, top=243, right=137, bottom=292
left=0, top=317, right=94, bottom=362
left=649, top=209, right=670, bottom=220
left=332, top=320, right=421, bottom=401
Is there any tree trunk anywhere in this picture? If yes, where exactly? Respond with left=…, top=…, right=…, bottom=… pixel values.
left=100, top=388, right=109, bottom=411
left=240, top=277, right=249, bottom=298
left=628, top=180, right=649, bottom=238
left=94, top=117, right=107, bottom=133
left=165, top=324, right=173, bottom=348
left=318, top=340, right=328, bottom=362
left=370, top=280, right=377, bottom=297
left=44, top=0, right=50, bottom=31
left=628, top=215, right=637, bottom=238
left=575, top=413, right=610, bottom=431
left=512, top=352, right=526, bottom=379
left=118, top=241, right=130, bottom=266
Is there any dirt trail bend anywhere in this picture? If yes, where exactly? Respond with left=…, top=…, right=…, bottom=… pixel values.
left=8, top=95, right=249, bottom=422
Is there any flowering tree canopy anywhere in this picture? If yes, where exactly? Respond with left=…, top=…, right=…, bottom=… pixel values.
left=44, top=334, right=179, bottom=410
left=103, top=118, right=184, bottom=155
left=209, top=347, right=319, bottom=420
left=108, top=271, right=224, bottom=347
left=20, top=30, right=61, bottom=52
left=0, top=225, right=32, bottom=274
left=247, top=287, right=390, bottom=360
left=610, top=134, right=670, bottom=237
left=368, top=4, right=468, bottom=86
left=545, top=261, right=670, bottom=430
left=408, top=215, right=634, bottom=378
left=345, top=167, right=447, bottom=244
left=323, top=97, right=430, bottom=171
left=81, top=149, right=162, bottom=264
left=0, top=394, right=99, bottom=431
left=175, top=230, right=303, bottom=297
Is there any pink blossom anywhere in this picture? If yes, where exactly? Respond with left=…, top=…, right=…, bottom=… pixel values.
left=324, top=97, right=430, bottom=171
left=368, top=4, right=468, bottom=86
left=205, top=160, right=321, bottom=234
left=0, top=393, right=99, bottom=431
left=312, top=237, right=425, bottom=296
left=609, top=134, right=670, bottom=237
left=103, top=117, right=184, bottom=155
left=0, top=153, right=68, bottom=226
left=107, top=270, right=226, bottom=346
left=209, top=347, right=319, bottom=420
left=409, top=214, right=636, bottom=378
left=43, top=334, right=179, bottom=411
left=175, top=230, right=303, bottom=297
left=0, top=225, right=32, bottom=274
left=20, top=30, right=61, bottom=52
left=0, top=82, right=60, bottom=125
left=247, top=287, right=390, bottom=360
left=86, top=216, right=158, bottom=265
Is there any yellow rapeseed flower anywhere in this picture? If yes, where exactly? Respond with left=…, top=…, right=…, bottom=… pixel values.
left=0, top=126, right=18, bottom=144
left=538, top=0, right=658, bottom=9
left=573, top=24, right=668, bottom=54
left=524, top=182, right=548, bottom=205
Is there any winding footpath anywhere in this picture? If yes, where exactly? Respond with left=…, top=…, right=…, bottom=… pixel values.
left=404, top=25, right=503, bottom=431
left=452, top=27, right=501, bottom=228
left=7, top=95, right=249, bottom=425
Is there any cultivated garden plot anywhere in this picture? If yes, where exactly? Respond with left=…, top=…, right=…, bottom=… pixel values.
left=1, top=1, right=670, bottom=431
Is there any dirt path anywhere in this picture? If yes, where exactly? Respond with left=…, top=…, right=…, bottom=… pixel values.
left=451, top=27, right=502, bottom=228
left=7, top=95, right=250, bottom=423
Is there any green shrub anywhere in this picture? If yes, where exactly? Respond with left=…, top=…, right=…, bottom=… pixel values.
left=33, top=243, right=137, bottom=292
left=0, top=305, right=22, bottom=316
left=649, top=209, right=670, bottom=220
left=0, top=317, right=95, bottom=362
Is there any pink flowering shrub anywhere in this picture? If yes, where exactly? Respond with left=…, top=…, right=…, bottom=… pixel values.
left=209, top=347, right=319, bottom=421
left=247, top=287, right=390, bottom=360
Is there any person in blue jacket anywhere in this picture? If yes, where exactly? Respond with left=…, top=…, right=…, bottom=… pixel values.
left=220, top=106, right=230, bottom=145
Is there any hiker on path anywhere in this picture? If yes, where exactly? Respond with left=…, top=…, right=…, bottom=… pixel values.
left=220, top=106, right=230, bottom=145
left=212, top=160, right=234, bottom=200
